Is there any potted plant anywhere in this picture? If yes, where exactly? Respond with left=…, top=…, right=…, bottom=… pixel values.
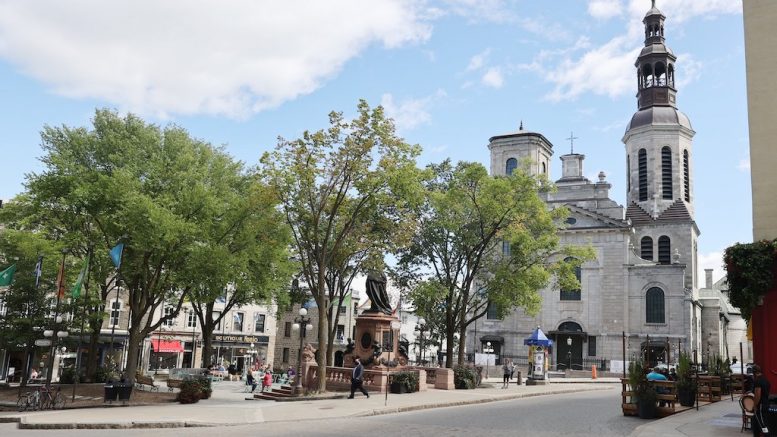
left=390, top=371, right=419, bottom=394
left=628, top=358, right=657, bottom=419
left=676, top=351, right=695, bottom=407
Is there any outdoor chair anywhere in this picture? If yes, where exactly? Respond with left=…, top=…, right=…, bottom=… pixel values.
left=739, top=394, right=755, bottom=432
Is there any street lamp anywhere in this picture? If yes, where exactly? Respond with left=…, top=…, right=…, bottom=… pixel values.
left=414, top=317, right=427, bottom=366
left=484, top=341, right=494, bottom=378
left=184, top=307, right=198, bottom=368
left=43, top=315, right=69, bottom=386
left=291, top=307, right=312, bottom=395
left=567, top=337, right=572, bottom=371
left=385, top=319, right=401, bottom=406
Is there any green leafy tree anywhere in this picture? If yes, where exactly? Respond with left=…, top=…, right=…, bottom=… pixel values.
left=0, top=229, right=67, bottom=387
left=398, top=160, right=594, bottom=367
left=261, top=100, right=423, bottom=391
left=14, top=109, right=289, bottom=380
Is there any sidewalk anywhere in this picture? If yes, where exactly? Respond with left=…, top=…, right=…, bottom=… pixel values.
left=0, top=378, right=616, bottom=429
left=630, top=396, right=746, bottom=436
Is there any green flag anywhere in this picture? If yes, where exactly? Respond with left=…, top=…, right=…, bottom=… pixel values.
left=71, top=256, right=90, bottom=298
left=0, top=264, right=16, bottom=286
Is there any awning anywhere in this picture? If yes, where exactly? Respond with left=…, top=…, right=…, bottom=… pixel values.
left=151, top=339, right=183, bottom=353
left=479, top=335, right=504, bottom=343
left=548, top=330, right=588, bottom=337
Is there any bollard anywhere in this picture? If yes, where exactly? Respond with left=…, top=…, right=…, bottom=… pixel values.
left=591, top=365, right=597, bottom=379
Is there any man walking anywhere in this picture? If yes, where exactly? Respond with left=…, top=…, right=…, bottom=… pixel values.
left=752, top=364, right=771, bottom=436
left=348, top=357, right=369, bottom=399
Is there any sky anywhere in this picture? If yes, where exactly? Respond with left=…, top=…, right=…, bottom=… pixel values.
left=0, top=0, right=749, bottom=283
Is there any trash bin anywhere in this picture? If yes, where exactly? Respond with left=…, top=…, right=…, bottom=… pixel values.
left=117, top=383, right=133, bottom=402
left=104, top=384, right=118, bottom=402
left=767, top=401, right=777, bottom=434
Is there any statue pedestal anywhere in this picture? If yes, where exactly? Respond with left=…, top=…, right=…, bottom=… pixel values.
left=346, top=311, right=405, bottom=369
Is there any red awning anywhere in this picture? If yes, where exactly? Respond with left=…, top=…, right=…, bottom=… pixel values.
left=151, top=339, right=184, bottom=353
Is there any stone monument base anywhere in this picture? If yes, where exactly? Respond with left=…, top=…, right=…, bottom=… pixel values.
left=346, top=311, right=406, bottom=369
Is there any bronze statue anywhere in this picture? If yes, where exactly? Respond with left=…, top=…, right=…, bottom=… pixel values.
left=365, top=271, right=392, bottom=315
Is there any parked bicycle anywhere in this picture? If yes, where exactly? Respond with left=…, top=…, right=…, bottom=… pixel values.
left=16, top=385, right=65, bottom=411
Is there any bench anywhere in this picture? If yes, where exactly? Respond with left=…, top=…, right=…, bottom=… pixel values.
left=166, top=379, right=183, bottom=392
left=134, top=373, right=160, bottom=392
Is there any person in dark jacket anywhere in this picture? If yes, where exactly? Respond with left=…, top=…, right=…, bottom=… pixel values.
left=348, top=357, right=369, bottom=399
left=752, top=364, right=771, bottom=437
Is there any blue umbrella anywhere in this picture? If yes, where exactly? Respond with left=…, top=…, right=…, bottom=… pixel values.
left=524, top=326, right=554, bottom=346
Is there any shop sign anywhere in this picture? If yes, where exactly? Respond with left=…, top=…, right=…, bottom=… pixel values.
left=213, top=334, right=269, bottom=344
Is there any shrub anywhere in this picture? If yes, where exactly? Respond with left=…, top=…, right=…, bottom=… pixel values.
left=195, top=376, right=212, bottom=399
left=454, top=366, right=477, bottom=389
left=177, top=379, right=202, bottom=404
left=392, top=371, right=419, bottom=393
left=676, top=351, right=693, bottom=391
left=60, top=368, right=79, bottom=384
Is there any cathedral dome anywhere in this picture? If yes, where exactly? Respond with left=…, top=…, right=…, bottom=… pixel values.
left=625, top=106, right=692, bottom=132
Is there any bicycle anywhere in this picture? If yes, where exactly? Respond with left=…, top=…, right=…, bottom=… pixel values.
left=39, top=385, right=65, bottom=410
left=16, top=389, right=40, bottom=412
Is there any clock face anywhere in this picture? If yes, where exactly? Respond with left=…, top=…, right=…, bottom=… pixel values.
left=360, top=332, right=372, bottom=349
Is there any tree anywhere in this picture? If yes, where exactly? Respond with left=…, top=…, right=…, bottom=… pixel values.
left=184, top=179, right=294, bottom=369
left=15, top=109, right=286, bottom=380
left=261, top=100, right=423, bottom=391
left=398, top=160, right=594, bottom=367
left=0, top=228, right=68, bottom=387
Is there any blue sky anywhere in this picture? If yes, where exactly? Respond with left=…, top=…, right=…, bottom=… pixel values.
left=0, top=0, right=748, bottom=281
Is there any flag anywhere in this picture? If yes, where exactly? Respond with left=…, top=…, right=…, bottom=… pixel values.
left=109, top=243, right=124, bottom=269
left=71, top=255, right=90, bottom=298
left=0, top=264, right=16, bottom=286
left=33, top=256, right=43, bottom=288
left=55, top=256, right=66, bottom=299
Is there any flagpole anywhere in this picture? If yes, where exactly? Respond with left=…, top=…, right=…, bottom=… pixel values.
left=45, top=249, right=68, bottom=390
left=108, top=243, right=124, bottom=373
left=72, top=249, right=92, bottom=401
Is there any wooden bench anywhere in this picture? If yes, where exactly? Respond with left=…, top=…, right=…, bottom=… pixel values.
left=167, top=379, right=183, bottom=392
left=134, top=373, right=160, bottom=392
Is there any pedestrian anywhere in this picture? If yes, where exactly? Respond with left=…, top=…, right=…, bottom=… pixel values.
left=509, top=360, right=515, bottom=382
left=751, top=364, right=771, bottom=437
left=348, top=357, right=369, bottom=399
left=246, top=369, right=257, bottom=392
left=287, top=366, right=296, bottom=382
left=502, top=360, right=511, bottom=388
left=262, top=366, right=273, bottom=392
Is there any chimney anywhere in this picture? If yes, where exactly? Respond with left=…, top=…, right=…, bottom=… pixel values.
left=705, top=269, right=713, bottom=289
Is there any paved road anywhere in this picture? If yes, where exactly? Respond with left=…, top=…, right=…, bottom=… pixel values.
left=0, top=387, right=644, bottom=436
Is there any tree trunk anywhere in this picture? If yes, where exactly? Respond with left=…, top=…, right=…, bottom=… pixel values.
left=457, top=323, right=467, bottom=366
left=445, top=324, right=455, bottom=369
left=124, top=328, right=143, bottom=384
left=201, top=321, right=215, bottom=368
left=84, top=323, right=101, bottom=382
left=316, top=304, right=328, bottom=392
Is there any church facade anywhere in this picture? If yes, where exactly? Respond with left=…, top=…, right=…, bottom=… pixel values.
left=467, top=3, right=724, bottom=370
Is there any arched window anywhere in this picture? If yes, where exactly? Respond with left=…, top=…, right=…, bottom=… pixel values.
left=658, top=236, right=671, bottom=264
left=640, top=236, right=653, bottom=260
left=655, top=62, right=666, bottom=86
left=642, top=64, right=654, bottom=88
left=638, top=149, right=647, bottom=201
left=560, top=257, right=582, bottom=301
left=668, top=64, right=675, bottom=87
left=506, top=158, right=518, bottom=176
left=558, top=321, right=583, bottom=332
left=662, top=146, right=673, bottom=199
left=541, top=162, right=546, bottom=174
left=683, top=150, right=690, bottom=202
left=646, top=287, right=665, bottom=323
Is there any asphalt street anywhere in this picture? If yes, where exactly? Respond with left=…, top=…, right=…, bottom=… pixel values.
left=0, top=386, right=644, bottom=436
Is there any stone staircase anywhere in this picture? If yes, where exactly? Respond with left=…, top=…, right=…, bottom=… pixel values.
left=252, top=385, right=293, bottom=401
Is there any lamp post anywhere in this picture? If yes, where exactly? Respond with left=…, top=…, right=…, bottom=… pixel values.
left=43, top=315, right=69, bottom=388
left=184, top=307, right=197, bottom=368
left=567, top=337, right=572, bottom=371
left=484, top=341, right=494, bottom=378
left=385, top=319, right=401, bottom=406
left=414, top=317, right=427, bottom=366
left=291, top=307, right=311, bottom=395
left=154, top=305, right=164, bottom=376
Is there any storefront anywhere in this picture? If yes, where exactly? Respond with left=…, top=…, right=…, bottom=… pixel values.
left=213, top=334, right=269, bottom=373
left=148, top=339, right=184, bottom=371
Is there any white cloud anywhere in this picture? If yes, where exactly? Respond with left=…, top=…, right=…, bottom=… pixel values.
left=381, top=89, right=447, bottom=132
left=588, top=0, right=623, bottom=20
left=529, top=0, right=740, bottom=102
left=481, top=67, right=504, bottom=89
left=0, top=1, right=431, bottom=118
left=698, top=251, right=726, bottom=287
left=467, top=49, right=491, bottom=72
left=738, top=158, right=751, bottom=172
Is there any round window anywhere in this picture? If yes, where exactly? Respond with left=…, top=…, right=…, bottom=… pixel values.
left=360, top=332, right=372, bottom=349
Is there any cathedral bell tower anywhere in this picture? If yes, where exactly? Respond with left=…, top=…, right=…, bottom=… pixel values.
left=623, top=0, right=695, bottom=220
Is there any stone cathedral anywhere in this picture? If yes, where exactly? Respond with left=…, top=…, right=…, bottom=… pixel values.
left=467, top=2, right=748, bottom=370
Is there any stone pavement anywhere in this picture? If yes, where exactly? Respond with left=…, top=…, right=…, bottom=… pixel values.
left=630, top=396, right=748, bottom=437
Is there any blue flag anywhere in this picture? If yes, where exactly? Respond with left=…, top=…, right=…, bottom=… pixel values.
left=110, top=243, right=124, bottom=269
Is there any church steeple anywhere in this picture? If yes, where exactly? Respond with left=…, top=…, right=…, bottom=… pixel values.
left=636, top=0, right=677, bottom=110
